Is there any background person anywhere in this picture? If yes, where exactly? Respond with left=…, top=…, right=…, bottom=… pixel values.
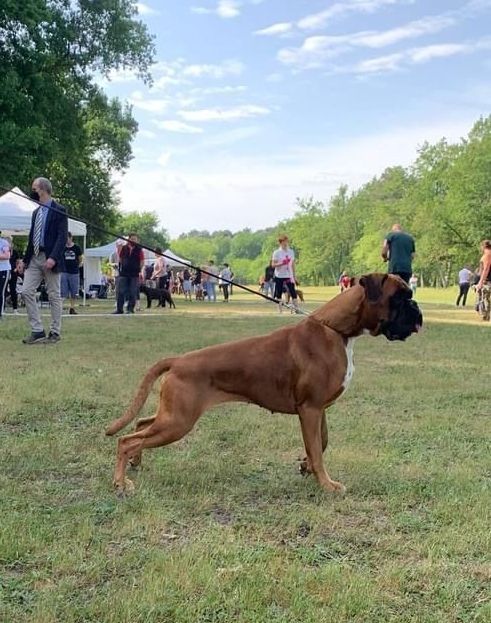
left=381, top=223, right=415, bottom=283
left=5, top=236, right=20, bottom=314
left=0, top=234, right=11, bottom=320
left=114, top=234, right=144, bottom=314
left=409, top=273, right=418, bottom=295
left=272, top=235, right=298, bottom=313
left=456, top=265, right=473, bottom=307
left=22, top=177, right=68, bottom=344
left=204, top=260, right=218, bottom=302
left=220, top=263, right=232, bottom=302
left=182, top=267, right=192, bottom=301
left=61, top=232, right=83, bottom=315
left=151, top=247, right=166, bottom=289
left=476, top=240, right=491, bottom=321
left=263, top=263, right=275, bottom=298
left=339, top=270, right=351, bottom=292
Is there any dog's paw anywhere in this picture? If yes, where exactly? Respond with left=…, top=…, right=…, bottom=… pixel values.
left=326, top=480, right=346, bottom=496
left=298, top=457, right=313, bottom=476
left=113, top=477, right=135, bottom=498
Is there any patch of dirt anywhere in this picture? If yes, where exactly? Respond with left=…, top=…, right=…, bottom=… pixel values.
left=210, top=506, right=234, bottom=525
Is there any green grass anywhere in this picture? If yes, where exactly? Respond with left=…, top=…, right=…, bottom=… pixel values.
left=0, top=288, right=490, bottom=623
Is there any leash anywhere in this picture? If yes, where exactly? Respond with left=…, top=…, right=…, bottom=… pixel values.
left=0, top=185, right=309, bottom=315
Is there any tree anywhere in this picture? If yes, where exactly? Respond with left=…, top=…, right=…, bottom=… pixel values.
left=116, top=211, right=169, bottom=250
left=0, top=0, right=155, bottom=243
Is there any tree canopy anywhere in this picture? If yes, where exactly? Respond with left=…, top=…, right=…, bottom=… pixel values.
left=0, top=0, right=154, bottom=243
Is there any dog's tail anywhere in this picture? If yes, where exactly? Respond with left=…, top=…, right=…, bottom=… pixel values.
left=105, top=357, right=175, bottom=436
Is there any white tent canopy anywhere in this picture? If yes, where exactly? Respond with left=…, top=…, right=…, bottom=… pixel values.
left=0, top=187, right=87, bottom=236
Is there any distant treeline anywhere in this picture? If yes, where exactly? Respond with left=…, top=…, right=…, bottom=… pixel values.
left=171, top=116, right=491, bottom=286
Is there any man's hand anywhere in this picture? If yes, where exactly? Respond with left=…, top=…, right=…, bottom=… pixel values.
left=44, top=258, right=56, bottom=270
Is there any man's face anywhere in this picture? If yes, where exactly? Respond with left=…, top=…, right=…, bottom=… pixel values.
left=129, top=236, right=138, bottom=245
left=31, top=181, right=43, bottom=200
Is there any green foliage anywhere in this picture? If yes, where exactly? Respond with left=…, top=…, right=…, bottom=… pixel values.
left=0, top=0, right=155, bottom=244
left=169, top=116, right=490, bottom=286
left=116, top=211, right=169, bottom=250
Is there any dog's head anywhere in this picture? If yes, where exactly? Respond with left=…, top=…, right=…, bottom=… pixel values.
left=358, top=273, right=423, bottom=341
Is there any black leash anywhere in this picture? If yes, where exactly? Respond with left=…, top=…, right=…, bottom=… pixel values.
left=0, top=185, right=308, bottom=314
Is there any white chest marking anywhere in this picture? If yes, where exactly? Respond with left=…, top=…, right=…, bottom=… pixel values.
left=341, top=338, right=355, bottom=395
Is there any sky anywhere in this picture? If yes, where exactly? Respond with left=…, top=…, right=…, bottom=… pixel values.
left=101, top=0, right=491, bottom=238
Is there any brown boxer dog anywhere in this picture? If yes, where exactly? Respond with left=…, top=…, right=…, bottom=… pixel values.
left=107, top=273, right=422, bottom=496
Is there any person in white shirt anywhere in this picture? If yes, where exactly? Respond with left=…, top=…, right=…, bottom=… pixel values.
left=271, top=234, right=299, bottom=312
left=0, top=235, right=11, bottom=319
left=456, top=266, right=473, bottom=307
left=409, top=273, right=418, bottom=295
left=219, top=263, right=232, bottom=302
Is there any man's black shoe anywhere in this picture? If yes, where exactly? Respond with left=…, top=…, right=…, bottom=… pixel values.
left=112, top=310, right=123, bottom=315
left=46, top=332, right=61, bottom=344
left=22, top=331, right=47, bottom=344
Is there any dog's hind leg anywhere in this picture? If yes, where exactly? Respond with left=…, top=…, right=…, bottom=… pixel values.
left=128, top=416, right=156, bottom=468
left=112, top=379, right=203, bottom=495
left=298, top=406, right=344, bottom=494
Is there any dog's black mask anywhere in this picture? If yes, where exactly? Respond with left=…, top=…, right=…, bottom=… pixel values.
left=380, top=290, right=423, bottom=341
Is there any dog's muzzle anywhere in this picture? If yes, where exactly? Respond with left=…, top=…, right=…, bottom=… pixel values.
left=380, top=295, right=423, bottom=342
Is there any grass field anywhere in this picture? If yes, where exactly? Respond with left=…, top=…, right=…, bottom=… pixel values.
left=1, top=286, right=490, bottom=623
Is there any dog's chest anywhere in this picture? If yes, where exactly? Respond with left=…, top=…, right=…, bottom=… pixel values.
left=341, top=338, right=355, bottom=394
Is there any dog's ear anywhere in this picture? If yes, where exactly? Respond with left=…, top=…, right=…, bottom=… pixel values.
left=359, top=273, right=388, bottom=303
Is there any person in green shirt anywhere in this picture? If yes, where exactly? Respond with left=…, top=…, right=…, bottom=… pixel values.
left=381, top=224, right=415, bottom=284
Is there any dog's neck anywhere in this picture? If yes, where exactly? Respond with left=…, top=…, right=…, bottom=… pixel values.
left=309, top=286, right=371, bottom=337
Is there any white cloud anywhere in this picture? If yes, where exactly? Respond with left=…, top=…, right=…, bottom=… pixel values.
left=136, top=2, right=159, bottom=15
left=129, top=92, right=170, bottom=114
left=191, top=0, right=242, bottom=18
left=188, top=85, right=247, bottom=96
left=182, top=59, right=245, bottom=79
left=408, top=43, right=468, bottom=63
left=254, top=22, right=293, bottom=37
left=138, top=129, right=157, bottom=139
left=256, top=0, right=404, bottom=39
left=348, top=36, right=491, bottom=74
left=157, top=151, right=172, bottom=167
left=178, top=104, right=270, bottom=122
left=277, top=15, right=455, bottom=68
left=153, top=120, right=204, bottom=134
left=148, top=58, right=245, bottom=93
left=354, top=52, right=404, bottom=73
left=298, top=0, right=400, bottom=31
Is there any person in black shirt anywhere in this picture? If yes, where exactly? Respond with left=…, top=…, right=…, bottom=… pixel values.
left=61, top=232, right=82, bottom=315
left=264, top=263, right=275, bottom=298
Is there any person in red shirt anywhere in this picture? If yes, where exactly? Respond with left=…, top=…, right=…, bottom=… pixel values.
left=339, top=271, right=351, bottom=292
left=113, top=234, right=144, bottom=314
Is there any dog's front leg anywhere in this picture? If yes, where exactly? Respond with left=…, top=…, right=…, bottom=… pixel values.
left=298, top=407, right=345, bottom=494
left=300, top=412, right=328, bottom=475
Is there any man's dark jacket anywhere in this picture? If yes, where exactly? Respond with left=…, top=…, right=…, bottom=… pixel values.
left=24, top=199, right=68, bottom=272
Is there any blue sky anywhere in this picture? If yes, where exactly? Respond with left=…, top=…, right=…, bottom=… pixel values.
left=101, top=0, right=491, bottom=237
